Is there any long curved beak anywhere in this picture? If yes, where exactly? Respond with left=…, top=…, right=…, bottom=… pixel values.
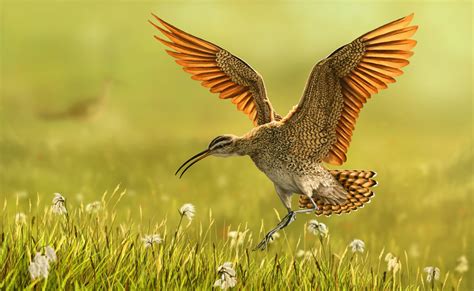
left=175, top=149, right=211, bottom=178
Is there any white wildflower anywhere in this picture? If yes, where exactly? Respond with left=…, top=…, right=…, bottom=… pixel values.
left=228, top=230, right=247, bottom=248
left=45, top=246, right=57, bottom=263
left=384, top=252, right=394, bottom=262
left=349, top=239, right=365, bottom=253
left=179, top=203, right=195, bottom=221
left=385, top=253, right=401, bottom=274
left=387, top=258, right=401, bottom=274
left=52, top=192, right=65, bottom=205
left=85, top=201, right=102, bottom=213
left=15, top=212, right=27, bottom=224
left=307, top=220, right=328, bottom=237
left=29, top=253, right=50, bottom=280
left=455, top=255, right=468, bottom=274
left=142, top=234, right=163, bottom=248
left=213, top=262, right=237, bottom=289
left=296, top=250, right=306, bottom=258
left=228, top=231, right=238, bottom=239
left=51, top=193, right=67, bottom=215
left=424, top=266, right=440, bottom=282
left=28, top=260, right=41, bottom=280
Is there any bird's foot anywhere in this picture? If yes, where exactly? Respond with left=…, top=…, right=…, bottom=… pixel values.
left=253, top=211, right=296, bottom=251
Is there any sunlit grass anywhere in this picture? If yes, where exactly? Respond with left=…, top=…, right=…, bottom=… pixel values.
left=1, top=186, right=467, bottom=289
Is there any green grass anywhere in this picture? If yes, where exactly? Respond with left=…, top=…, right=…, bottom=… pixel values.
left=1, top=186, right=467, bottom=289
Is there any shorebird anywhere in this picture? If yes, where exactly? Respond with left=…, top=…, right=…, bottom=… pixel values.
left=150, top=13, right=417, bottom=250
left=38, top=79, right=113, bottom=120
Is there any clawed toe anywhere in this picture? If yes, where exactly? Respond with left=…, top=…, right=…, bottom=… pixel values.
left=254, top=233, right=276, bottom=251
left=254, top=238, right=269, bottom=251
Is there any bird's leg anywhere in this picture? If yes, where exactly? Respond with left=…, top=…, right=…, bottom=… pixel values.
left=254, top=195, right=319, bottom=251
left=295, top=194, right=319, bottom=214
left=254, top=210, right=295, bottom=251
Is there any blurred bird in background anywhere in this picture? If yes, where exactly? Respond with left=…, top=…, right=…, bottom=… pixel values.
left=37, top=79, right=113, bottom=121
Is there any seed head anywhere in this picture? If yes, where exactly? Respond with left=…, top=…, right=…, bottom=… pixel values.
left=307, top=220, right=328, bottom=237
left=213, top=262, right=237, bottom=289
left=28, top=260, right=41, bottom=280
left=51, top=193, right=67, bottom=215
left=29, top=253, right=50, bottom=280
left=455, top=255, right=468, bottom=274
left=385, top=252, right=394, bottom=262
left=15, top=212, right=27, bottom=225
left=85, top=201, right=102, bottom=213
left=179, top=203, right=196, bottom=221
left=52, top=192, right=65, bottom=204
left=45, top=246, right=57, bottom=263
left=349, top=239, right=365, bottom=253
left=228, top=230, right=247, bottom=248
left=385, top=253, right=401, bottom=274
left=142, top=234, right=163, bottom=248
left=424, top=266, right=440, bottom=282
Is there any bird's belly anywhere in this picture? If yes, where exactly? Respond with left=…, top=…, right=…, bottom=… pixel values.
left=257, top=163, right=302, bottom=194
left=251, top=155, right=328, bottom=194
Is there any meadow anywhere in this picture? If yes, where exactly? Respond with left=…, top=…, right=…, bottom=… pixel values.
left=1, top=1, right=472, bottom=289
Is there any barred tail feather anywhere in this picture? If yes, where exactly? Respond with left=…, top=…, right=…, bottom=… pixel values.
left=298, top=170, right=377, bottom=216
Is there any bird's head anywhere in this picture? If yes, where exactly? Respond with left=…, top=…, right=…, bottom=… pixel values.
left=175, top=134, right=241, bottom=178
left=207, top=134, right=241, bottom=157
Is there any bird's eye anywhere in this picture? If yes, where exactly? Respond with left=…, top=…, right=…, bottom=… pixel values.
left=212, top=140, right=231, bottom=150
left=209, top=136, right=233, bottom=149
left=209, top=136, right=226, bottom=148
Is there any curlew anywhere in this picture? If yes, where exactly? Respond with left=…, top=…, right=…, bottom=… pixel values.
left=149, top=13, right=417, bottom=250
left=38, top=79, right=113, bottom=121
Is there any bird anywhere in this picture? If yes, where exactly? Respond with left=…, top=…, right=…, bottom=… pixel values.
left=149, top=13, right=417, bottom=250
left=38, top=79, right=113, bottom=121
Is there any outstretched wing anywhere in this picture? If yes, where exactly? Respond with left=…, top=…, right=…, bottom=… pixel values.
left=283, top=14, right=417, bottom=165
left=149, top=14, right=280, bottom=126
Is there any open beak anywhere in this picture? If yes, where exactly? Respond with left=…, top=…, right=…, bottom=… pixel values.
left=175, top=149, right=211, bottom=178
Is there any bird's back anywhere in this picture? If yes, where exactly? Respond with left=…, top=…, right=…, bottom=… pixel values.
left=244, top=122, right=332, bottom=189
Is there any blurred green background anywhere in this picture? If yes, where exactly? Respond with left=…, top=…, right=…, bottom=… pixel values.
left=1, top=0, right=472, bottom=287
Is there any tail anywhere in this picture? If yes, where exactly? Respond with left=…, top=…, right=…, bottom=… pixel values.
left=299, top=170, right=377, bottom=216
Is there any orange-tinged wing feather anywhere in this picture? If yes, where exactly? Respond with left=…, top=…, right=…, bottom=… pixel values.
left=283, top=14, right=417, bottom=166
left=149, top=14, right=280, bottom=126
left=325, top=13, right=418, bottom=165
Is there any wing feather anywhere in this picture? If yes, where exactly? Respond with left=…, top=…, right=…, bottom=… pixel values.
left=220, top=87, right=247, bottom=99
left=283, top=14, right=417, bottom=165
left=150, top=14, right=280, bottom=125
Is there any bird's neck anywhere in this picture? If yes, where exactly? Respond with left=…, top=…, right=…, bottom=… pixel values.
left=233, top=133, right=259, bottom=156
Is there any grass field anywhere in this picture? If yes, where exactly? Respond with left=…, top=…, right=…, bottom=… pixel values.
left=0, top=186, right=469, bottom=289
left=1, top=1, right=472, bottom=289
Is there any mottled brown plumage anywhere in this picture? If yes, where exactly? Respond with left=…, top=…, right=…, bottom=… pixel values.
left=150, top=13, right=417, bottom=249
